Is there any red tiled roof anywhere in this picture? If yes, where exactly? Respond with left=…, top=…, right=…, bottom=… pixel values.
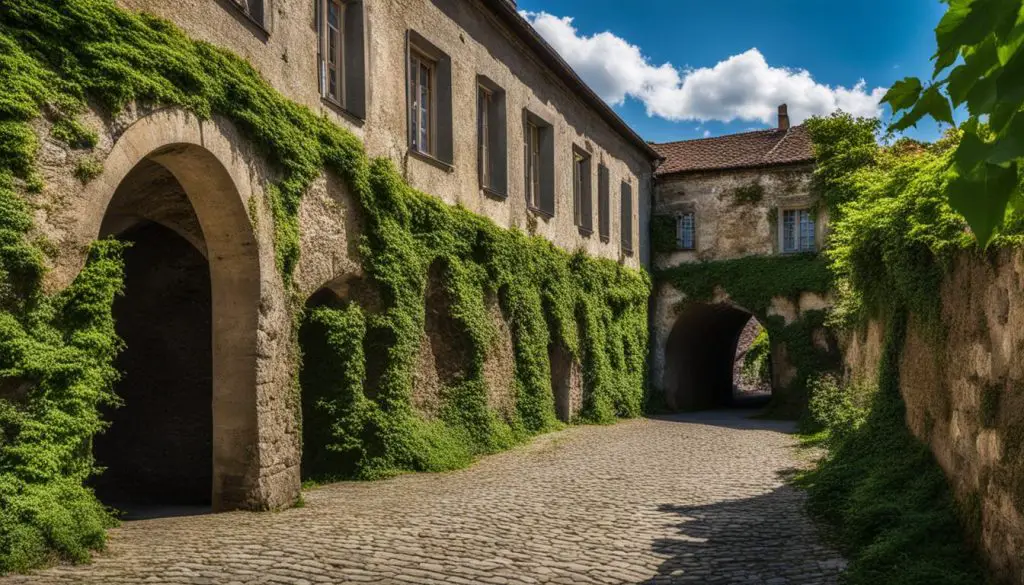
left=652, top=125, right=814, bottom=176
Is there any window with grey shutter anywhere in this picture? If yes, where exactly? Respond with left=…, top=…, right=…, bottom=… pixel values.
left=620, top=181, right=633, bottom=253
left=573, top=147, right=593, bottom=234
left=229, top=0, right=267, bottom=28
left=598, top=164, right=610, bottom=241
left=477, top=76, right=507, bottom=196
left=317, top=0, right=366, bottom=118
left=407, top=32, right=453, bottom=165
left=523, top=110, right=555, bottom=216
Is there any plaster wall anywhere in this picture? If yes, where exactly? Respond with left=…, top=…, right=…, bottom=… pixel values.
left=115, top=0, right=652, bottom=268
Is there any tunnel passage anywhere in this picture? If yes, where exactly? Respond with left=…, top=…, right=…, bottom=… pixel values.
left=663, top=303, right=771, bottom=411
left=91, top=161, right=213, bottom=510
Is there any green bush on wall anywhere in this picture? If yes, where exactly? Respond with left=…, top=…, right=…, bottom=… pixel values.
left=0, top=0, right=650, bottom=571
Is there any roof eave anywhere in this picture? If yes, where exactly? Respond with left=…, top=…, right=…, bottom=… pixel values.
left=482, top=0, right=663, bottom=163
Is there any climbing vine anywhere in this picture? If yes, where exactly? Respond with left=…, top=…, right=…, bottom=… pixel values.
left=655, top=253, right=836, bottom=412
left=0, top=0, right=650, bottom=571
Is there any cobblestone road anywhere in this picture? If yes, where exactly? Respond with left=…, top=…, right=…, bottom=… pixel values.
left=5, top=411, right=845, bottom=585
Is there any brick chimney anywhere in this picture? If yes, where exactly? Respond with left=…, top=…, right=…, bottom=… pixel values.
left=777, top=104, right=790, bottom=130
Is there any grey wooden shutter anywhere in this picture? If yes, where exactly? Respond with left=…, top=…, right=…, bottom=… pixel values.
left=620, top=181, right=633, bottom=251
left=598, top=164, right=610, bottom=240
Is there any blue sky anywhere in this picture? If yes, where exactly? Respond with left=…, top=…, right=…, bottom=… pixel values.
left=516, top=0, right=949, bottom=143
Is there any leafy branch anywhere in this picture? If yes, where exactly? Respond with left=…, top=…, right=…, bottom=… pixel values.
left=884, top=0, right=1024, bottom=245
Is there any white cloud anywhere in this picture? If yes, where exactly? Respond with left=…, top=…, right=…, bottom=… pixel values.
left=703, top=130, right=712, bottom=138
left=522, top=11, right=886, bottom=125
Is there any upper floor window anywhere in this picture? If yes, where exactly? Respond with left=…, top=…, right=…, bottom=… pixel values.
left=479, top=87, right=491, bottom=187
left=317, top=0, right=365, bottom=117
left=573, top=148, right=593, bottom=233
left=407, top=32, right=453, bottom=164
left=477, top=78, right=507, bottom=195
left=620, top=181, right=633, bottom=253
left=231, top=0, right=266, bottom=28
left=781, top=208, right=816, bottom=253
left=523, top=110, right=554, bottom=215
left=597, top=164, right=610, bottom=242
left=409, top=49, right=435, bottom=155
left=677, top=212, right=695, bottom=250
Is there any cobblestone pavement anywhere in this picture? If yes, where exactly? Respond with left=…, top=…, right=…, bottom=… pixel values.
left=5, top=411, right=846, bottom=585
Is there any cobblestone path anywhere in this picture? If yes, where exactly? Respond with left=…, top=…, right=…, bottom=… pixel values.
left=5, top=411, right=845, bottom=585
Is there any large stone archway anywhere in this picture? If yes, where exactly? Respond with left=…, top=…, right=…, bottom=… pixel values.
left=51, top=108, right=300, bottom=511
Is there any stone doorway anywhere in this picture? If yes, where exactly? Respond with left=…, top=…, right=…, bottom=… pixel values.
left=662, top=303, right=773, bottom=411
left=91, top=221, right=213, bottom=512
left=91, top=160, right=214, bottom=514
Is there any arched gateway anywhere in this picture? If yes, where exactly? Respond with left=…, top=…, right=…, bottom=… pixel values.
left=58, top=109, right=300, bottom=511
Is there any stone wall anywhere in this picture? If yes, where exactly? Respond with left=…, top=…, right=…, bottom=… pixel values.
left=653, top=163, right=820, bottom=269
left=843, top=249, right=1024, bottom=583
left=115, top=0, right=653, bottom=268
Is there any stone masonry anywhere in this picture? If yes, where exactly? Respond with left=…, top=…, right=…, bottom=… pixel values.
left=3, top=412, right=845, bottom=585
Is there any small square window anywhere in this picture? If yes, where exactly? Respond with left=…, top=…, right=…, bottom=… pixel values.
left=781, top=208, right=816, bottom=253
left=677, top=212, right=695, bottom=250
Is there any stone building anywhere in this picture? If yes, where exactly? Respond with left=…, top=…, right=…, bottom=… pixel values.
left=648, top=106, right=832, bottom=411
left=28, top=0, right=660, bottom=512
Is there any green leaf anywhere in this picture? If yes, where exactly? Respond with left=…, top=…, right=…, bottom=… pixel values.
left=934, top=0, right=1021, bottom=76
left=947, top=161, right=1019, bottom=245
left=987, top=113, right=1024, bottom=163
left=882, top=78, right=923, bottom=112
left=891, top=86, right=956, bottom=132
left=948, top=35, right=999, bottom=106
left=995, top=42, right=1024, bottom=103
left=954, top=123, right=994, bottom=168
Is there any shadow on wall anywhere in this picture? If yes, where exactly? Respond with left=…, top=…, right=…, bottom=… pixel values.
left=640, top=484, right=847, bottom=584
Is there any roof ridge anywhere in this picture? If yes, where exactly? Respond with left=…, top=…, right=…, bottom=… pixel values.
left=761, top=127, right=792, bottom=163
left=653, top=127, right=781, bottom=147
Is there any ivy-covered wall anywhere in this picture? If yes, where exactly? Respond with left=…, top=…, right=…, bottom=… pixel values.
left=0, top=0, right=650, bottom=572
left=808, top=112, right=1024, bottom=582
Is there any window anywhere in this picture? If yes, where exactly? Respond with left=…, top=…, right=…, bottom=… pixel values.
left=677, top=212, right=695, bottom=250
left=409, top=50, right=434, bottom=156
left=476, top=80, right=507, bottom=194
left=231, top=0, right=266, bottom=27
left=523, top=111, right=554, bottom=215
left=781, top=208, right=816, bottom=253
left=407, top=32, right=453, bottom=164
left=598, top=164, right=610, bottom=242
left=479, top=88, right=491, bottom=187
left=317, top=0, right=365, bottom=117
left=620, top=181, right=633, bottom=253
left=526, top=123, right=540, bottom=208
left=573, top=148, right=593, bottom=233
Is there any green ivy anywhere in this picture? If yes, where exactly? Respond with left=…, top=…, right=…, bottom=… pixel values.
left=730, top=181, right=765, bottom=205
left=655, top=253, right=835, bottom=413
left=0, top=0, right=650, bottom=570
left=651, top=214, right=678, bottom=254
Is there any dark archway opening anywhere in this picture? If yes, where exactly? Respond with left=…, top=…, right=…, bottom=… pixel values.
left=91, top=163, right=213, bottom=515
left=663, top=303, right=772, bottom=411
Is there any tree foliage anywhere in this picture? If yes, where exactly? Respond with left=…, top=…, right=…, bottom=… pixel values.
left=884, top=0, right=1024, bottom=245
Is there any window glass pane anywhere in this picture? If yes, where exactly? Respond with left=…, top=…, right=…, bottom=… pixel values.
left=678, top=213, right=695, bottom=250
left=410, top=55, right=419, bottom=149
left=783, top=210, right=796, bottom=253
left=799, top=210, right=815, bottom=251
left=419, top=63, right=430, bottom=152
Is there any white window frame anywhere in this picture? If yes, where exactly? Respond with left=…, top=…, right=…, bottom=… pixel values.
left=526, top=122, right=541, bottom=209
left=409, top=48, right=436, bottom=156
left=319, top=0, right=346, bottom=107
left=780, top=208, right=816, bottom=253
left=677, top=212, right=695, bottom=250
left=478, top=86, right=492, bottom=189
